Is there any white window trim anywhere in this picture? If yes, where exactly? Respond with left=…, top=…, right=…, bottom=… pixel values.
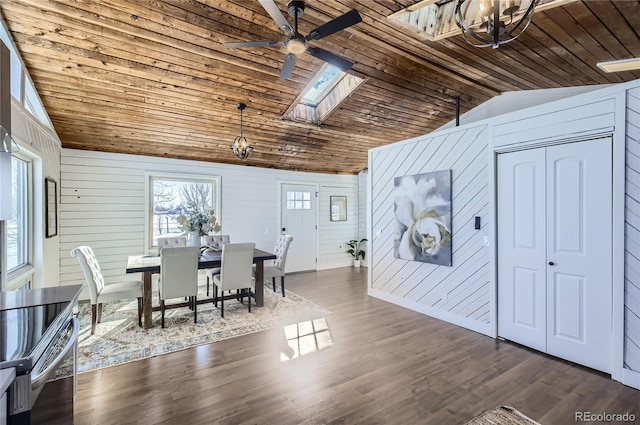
left=144, top=172, right=221, bottom=252
left=7, top=151, right=34, bottom=286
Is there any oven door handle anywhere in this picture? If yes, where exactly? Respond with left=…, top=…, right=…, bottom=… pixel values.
left=31, top=317, right=79, bottom=391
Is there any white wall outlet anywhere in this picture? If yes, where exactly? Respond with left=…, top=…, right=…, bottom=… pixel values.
left=441, top=292, right=448, bottom=303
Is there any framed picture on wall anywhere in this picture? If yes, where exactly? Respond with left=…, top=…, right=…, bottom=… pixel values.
left=393, top=170, right=452, bottom=266
left=45, top=177, right=57, bottom=238
left=330, top=196, right=347, bottom=221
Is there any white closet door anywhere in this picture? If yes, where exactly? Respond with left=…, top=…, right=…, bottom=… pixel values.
left=497, top=148, right=547, bottom=352
left=545, top=138, right=612, bottom=373
left=498, top=137, right=613, bottom=374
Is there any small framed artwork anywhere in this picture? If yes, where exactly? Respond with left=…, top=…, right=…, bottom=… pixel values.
left=330, top=196, right=347, bottom=222
left=45, top=177, right=58, bottom=238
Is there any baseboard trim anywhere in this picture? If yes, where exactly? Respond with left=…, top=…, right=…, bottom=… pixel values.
left=368, top=288, right=493, bottom=337
left=622, top=367, right=640, bottom=390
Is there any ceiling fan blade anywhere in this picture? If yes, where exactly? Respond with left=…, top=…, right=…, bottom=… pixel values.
left=306, top=46, right=354, bottom=71
left=223, top=40, right=283, bottom=49
left=279, top=53, right=296, bottom=80
left=258, top=0, right=295, bottom=36
left=305, top=9, right=362, bottom=41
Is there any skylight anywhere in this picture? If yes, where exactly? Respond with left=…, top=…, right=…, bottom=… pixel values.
left=301, top=66, right=344, bottom=106
left=284, top=64, right=365, bottom=125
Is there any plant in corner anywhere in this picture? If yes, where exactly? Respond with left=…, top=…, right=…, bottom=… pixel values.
left=346, top=238, right=368, bottom=268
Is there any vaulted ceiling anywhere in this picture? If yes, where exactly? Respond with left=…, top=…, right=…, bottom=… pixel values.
left=1, top=0, right=638, bottom=174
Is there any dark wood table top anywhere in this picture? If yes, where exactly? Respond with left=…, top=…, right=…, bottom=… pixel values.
left=126, top=248, right=276, bottom=274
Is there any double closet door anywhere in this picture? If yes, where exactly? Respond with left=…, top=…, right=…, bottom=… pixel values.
left=497, top=137, right=612, bottom=373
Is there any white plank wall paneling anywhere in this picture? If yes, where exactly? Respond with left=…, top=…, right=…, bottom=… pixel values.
left=369, top=125, right=491, bottom=331
left=358, top=170, right=368, bottom=266
left=11, top=103, right=61, bottom=288
left=625, top=86, right=640, bottom=372
left=368, top=81, right=640, bottom=385
left=493, top=98, right=616, bottom=148
left=59, top=149, right=360, bottom=296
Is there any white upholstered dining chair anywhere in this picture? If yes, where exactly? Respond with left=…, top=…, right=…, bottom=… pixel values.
left=156, top=235, right=187, bottom=251
left=158, top=246, right=200, bottom=328
left=261, top=235, right=294, bottom=297
left=212, top=243, right=255, bottom=317
left=204, top=234, right=231, bottom=296
left=70, top=246, right=143, bottom=335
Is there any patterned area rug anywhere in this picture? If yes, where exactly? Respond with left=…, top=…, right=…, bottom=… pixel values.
left=54, top=284, right=330, bottom=378
left=465, top=406, right=541, bottom=425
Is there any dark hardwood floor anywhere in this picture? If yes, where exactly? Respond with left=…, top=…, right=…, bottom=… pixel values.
left=74, top=267, right=640, bottom=424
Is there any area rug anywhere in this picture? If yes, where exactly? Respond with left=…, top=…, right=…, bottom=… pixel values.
left=464, top=406, right=541, bottom=425
left=54, top=284, right=330, bottom=378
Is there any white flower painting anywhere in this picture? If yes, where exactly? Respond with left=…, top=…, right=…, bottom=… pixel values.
left=393, top=170, right=452, bottom=266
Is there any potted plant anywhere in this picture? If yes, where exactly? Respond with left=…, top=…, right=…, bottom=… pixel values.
left=346, top=238, right=368, bottom=267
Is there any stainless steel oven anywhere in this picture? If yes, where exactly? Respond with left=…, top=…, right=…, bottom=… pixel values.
left=0, top=285, right=82, bottom=425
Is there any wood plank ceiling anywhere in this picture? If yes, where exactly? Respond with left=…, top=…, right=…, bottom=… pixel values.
left=1, top=0, right=638, bottom=174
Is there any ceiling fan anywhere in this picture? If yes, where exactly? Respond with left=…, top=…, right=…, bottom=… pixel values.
left=223, top=0, right=362, bottom=80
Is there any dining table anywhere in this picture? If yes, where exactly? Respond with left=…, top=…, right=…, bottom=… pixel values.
left=126, top=248, right=277, bottom=329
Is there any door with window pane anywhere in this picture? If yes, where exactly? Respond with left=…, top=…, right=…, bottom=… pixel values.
left=281, top=184, right=317, bottom=272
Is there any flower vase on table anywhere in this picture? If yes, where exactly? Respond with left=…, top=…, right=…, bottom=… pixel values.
left=176, top=202, right=222, bottom=248
left=188, top=232, right=201, bottom=247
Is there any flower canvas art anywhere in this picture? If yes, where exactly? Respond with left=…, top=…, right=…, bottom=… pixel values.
left=393, top=170, right=452, bottom=266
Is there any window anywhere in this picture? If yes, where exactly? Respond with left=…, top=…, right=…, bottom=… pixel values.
left=286, top=191, right=311, bottom=210
left=148, top=175, right=220, bottom=248
left=7, top=155, right=32, bottom=272
left=24, top=78, right=51, bottom=128
left=301, top=66, right=344, bottom=106
left=0, top=22, right=22, bottom=101
left=283, top=64, right=365, bottom=125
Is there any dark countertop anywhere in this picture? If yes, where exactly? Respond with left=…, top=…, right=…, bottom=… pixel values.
left=0, top=367, right=15, bottom=394
left=0, top=285, right=83, bottom=311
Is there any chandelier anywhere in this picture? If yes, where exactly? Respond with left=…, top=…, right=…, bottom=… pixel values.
left=229, top=103, right=253, bottom=160
left=455, top=0, right=538, bottom=49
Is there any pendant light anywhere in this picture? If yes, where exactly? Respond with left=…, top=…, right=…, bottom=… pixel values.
left=230, top=103, right=253, bottom=160
left=455, top=0, right=538, bottom=49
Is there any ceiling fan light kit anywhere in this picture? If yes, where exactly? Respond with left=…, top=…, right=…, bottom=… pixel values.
left=455, top=0, right=538, bottom=49
left=230, top=103, right=253, bottom=161
left=224, top=0, right=362, bottom=80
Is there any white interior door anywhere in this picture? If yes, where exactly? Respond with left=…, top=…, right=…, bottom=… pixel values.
left=497, top=137, right=613, bottom=373
left=281, top=184, right=317, bottom=273
left=545, top=139, right=612, bottom=372
left=497, top=148, right=547, bottom=352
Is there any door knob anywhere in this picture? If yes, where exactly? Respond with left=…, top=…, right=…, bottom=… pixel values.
left=548, top=262, right=555, bottom=266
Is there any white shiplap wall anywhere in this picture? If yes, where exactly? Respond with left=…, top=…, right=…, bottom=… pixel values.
left=59, top=149, right=359, bottom=295
left=369, top=125, right=492, bottom=336
left=625, top=86, right=640, bottom=372
left=11, top=102, right=61, bottom=288
left=358, top=169, right=368, bottom=266
left=367, top=79, right=640, bottom=388
left=318, top=182, right=359, bottom=267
